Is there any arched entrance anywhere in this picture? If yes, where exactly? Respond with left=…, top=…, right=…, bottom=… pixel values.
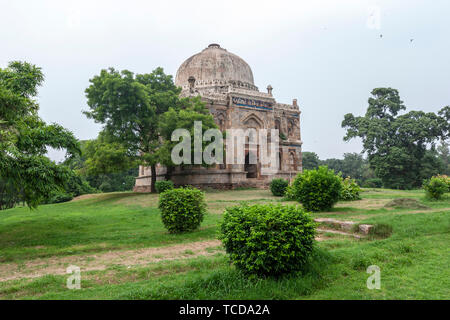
left=245, top=151, right=258, bottom=178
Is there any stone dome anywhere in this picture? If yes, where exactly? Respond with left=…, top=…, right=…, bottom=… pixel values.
left=175, top=44, right=255, bottom=89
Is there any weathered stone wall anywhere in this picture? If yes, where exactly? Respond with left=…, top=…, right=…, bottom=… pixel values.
left=134, top=44, right=303, bottom=191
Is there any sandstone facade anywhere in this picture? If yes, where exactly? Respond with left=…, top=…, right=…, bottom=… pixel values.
left=134, top=44, right=303, bottom=191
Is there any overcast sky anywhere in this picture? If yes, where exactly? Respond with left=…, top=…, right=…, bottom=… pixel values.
left=1, top=0, right=449, bottom=161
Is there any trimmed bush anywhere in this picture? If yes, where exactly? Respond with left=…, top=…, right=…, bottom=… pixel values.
left=155, top=180, right=174, bottom=194
left=158, top=187, right=206, bottom=233
left=291, top=166, right=342, bottom=212
left=269, top=178, right=289, bottom=196
left=423, top=175, right=449, bottom=200
left=339, top=177, right=361, bottom=201
left=219, top=204, right=316, bottom=276
left=282, top=185, right=296, bottom=201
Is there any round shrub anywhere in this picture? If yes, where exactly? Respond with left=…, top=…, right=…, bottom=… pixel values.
left=158, top=187, right=206, bottom=233
left=423, top=175, right=449, bottom=200
left=219, top=204, right=316, bottom=276
left=291, top=166, right=342, bottom=212
left=269, top=178, right=289, bottom=196
left=155, top=180, right=174, bottom=194
left=339, top=177, right=361, bottom=201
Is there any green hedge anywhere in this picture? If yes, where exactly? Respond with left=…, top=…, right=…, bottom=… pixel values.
left=269, top=178, right=289, bottom=196
left=291, top=166, right=342, bottom=211
left=423, top=175, right=449, bottom=200
left=339, top=177, right=361, bottom=201
left=158, top=187, right=206, bottom=233
left=219, top=204, right=316, bottom=276
left=155, top=180, right=174, bottom=194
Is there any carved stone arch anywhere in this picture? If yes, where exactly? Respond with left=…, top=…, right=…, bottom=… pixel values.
left=214, top=111, right=226, bottom=131
left=274, top=118, right=281, bottom=132
left=241, top=112, right=265, bottom=129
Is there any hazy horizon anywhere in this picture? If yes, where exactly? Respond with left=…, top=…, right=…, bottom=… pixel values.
left=1, top=0, right=449, bottom=162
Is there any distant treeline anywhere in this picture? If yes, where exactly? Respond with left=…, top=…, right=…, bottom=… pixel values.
left=302, top=143, right=449, bottom=189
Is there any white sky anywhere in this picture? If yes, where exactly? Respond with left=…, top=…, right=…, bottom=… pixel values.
left=1, top=0, right=449, bottom=161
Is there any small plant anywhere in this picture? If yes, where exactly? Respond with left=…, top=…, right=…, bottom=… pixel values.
left=219, top=204, right=316, bottom=276
left=269, top=178, right=289, bottom=196
left=423, top=175, right=449, bottom=200
left=158, top=187, right=206, bottom=233
left=155, top=180, right=174, bottom=194
left=291, top=166, right=342, bottom=212
left=339, top=177, right=361, bottom=201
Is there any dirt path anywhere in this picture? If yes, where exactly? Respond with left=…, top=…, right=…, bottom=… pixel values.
left=0, top=240, right=222, bottom=282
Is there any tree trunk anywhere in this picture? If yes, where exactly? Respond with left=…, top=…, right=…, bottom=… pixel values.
left=151, top=164, right=156, bottom=193
left=165, top=166, right=173, bottom=181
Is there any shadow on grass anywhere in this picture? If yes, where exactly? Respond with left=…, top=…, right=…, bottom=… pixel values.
left=121, top=247, right=335, bottom=300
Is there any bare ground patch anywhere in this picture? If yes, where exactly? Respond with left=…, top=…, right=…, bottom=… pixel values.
left=346, top=208, right=446, bottom=220
left=205, top=189, right=276, bottom=202
left=336, top=198, right=390, bottom=210
left=0, top=240, right=222, bottom=282
left=113, top=193, right=159, bottom=207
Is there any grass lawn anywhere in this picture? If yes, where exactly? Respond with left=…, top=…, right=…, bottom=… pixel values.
left=0, top=188, right=448, bottom=299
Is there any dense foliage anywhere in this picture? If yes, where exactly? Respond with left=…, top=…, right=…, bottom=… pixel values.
left=63, top=139, right=138, bottom=193
left=84, top=68, right=217, bottom=193
left=339, top=177, right=361, bottom=201
left=301, top=152, right=320, bottom=171
left=155, top=180, right=174, bottom=194
left=269, top=178, right=289, bottom=196
left=362, top=178, right=383, bottom=188
left=302, top=152, right=377, bottom=186
left=43, top=171, right=97, bottom=204
left=158, top=187, right=206, bottom=233
left=0, top=61, right=80, bottom=209
left=219, top=204, right=316, bottom=276
left=342, top=88, right=449, bottom=189
left=423, top=175, right=450, bottom=200
left=291, top=166, right=342, bottom=212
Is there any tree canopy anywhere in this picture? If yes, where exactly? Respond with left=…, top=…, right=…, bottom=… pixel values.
left=84, top=67, right=217, bottom=192
left=0, top=61, right=80, bottom=209
left=342, top=88, right=449, bottom=189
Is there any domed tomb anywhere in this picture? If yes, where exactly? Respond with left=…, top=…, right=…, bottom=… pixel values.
left=175, top=44, right=256, bottom=90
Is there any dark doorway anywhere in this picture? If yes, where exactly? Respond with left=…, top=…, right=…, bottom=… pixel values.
left=245, top=152, right=257, bottom=178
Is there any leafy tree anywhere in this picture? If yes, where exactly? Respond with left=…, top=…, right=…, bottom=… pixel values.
left=301, top=152, right=320, bottom=170
left=63, top=139, right=138, bottom=193
left=437, top=141, right=450, bottom=175
left=0, top=61, right=79, bottom=209
left=342, top=88, right=449, bottom=189
left=84, top=67, right=217, bottom=192
left=321, top=153, right=367, bottom=184
left=158, top=96, right=219, bottom=169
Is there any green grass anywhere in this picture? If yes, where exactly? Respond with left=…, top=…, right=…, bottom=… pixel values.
left=0, top=192, right=221, bottom=263
left=0, top=188, right=448, bottom=299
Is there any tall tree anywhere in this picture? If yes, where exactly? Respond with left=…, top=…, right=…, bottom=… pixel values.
left=84, top=67, right=217, bottom=192
left=342, top=88, right=450, bottom=189
left=301, top=152, right=320, bottom=170
left=0, top=61, right=79, bottom=209
left=321, top=153, right=367, bottom=183
left=437, top=141, right=450, bottom=175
